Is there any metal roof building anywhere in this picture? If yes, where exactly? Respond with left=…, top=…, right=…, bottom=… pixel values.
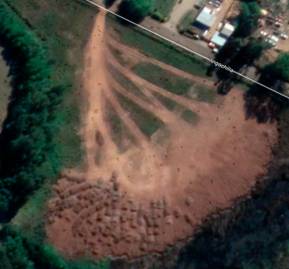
left=211, top=32, right=227, bottom=47
left=211, top=22, right=235, bottom=48
left=194, top=7, right=216, bottom=30
left=220, top=23, right=235, bottom=38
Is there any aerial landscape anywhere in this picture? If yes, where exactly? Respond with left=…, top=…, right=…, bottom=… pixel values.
left=1, top=0, right=289, bottom=269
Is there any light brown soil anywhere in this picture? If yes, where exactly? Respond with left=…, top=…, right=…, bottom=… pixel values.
left=46, top=11, right=278, bottom=259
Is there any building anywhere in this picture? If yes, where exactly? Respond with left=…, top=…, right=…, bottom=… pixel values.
left=210, top=22, right=235, bottom=48
left=193, top=6, right=216, bottom=32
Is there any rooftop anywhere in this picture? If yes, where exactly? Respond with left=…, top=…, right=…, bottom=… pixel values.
left=195, top=6, right=216, bottom=28
left=211, top=31, right=227, bottom=47
left=220, top=22, right=235, bottom=37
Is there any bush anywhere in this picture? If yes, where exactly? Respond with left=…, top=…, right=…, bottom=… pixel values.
left=118, top=0, right=154, bottom=22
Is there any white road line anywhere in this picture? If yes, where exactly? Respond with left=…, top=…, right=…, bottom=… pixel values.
left=82, top=0, right=289, bottom=101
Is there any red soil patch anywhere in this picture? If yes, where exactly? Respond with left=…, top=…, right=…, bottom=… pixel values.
left=46, top=11, right=278, bottom=259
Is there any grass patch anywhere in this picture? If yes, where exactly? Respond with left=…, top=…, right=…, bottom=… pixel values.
left=132, top=62, right=192, bottom=95
left=153, top=92, right=181, bottom=111
left=108, top=16, right=208, bottom=77
left=6, top=0, right=96, bottom=168
left=115, top=91, right=164, bottom=137
left=187, top=85, right=217, bottom=103
left=181, top=109, right=199, bottom=125
left=108, top=44, right=128, bottom=66
left=0, top=48, right=11, bottom=131
left=178, top=8, right=198, bottom=33
left=109, top=63, right=150, bottom=102
left=11, top=184, right=51, bottom=240
left=105, top=98, right=135, bottom=152
left=151, top=0, right=177, bottom=22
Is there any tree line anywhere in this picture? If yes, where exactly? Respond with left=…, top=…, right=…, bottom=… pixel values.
left=0, top=2, right=109, bottom=268
left=213, top=0, right=289, bottom=95
left=0, top=1, right=65, bottom=218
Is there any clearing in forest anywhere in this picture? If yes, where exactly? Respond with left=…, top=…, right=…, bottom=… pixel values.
left=46, top=11, right=278, bottom=259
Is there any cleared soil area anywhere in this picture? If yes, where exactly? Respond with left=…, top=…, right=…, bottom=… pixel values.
left=46, top=11, right=278, bottom=259
left=0, top=47, right=11, bottom=131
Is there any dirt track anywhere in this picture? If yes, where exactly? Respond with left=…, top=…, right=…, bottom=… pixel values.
left=46, top=11, right=278, bottom=259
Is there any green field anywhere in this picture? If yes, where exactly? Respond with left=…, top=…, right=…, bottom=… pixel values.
left=132, top=62, right=217, bottom=103
left=181, top=109, right=199, bottom=125
left=116, top=91, right=164, bottom=137
left=108, top=15, right=209, bottom=77
left=109, top=63, right=151, bottom=102
left=105, top=98, right=136, bottom=152
left=133, top=62, right=193, bottom=95
left=0, top=49, right=11, bottom=131
left=151, top=0, right=177, bottom=22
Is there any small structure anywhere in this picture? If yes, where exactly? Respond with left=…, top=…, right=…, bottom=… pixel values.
left=193, top=6, right=216, bottom=32
left=220, top=22, right=235, bottom=38
left=210, top=22, right=235, bottom=48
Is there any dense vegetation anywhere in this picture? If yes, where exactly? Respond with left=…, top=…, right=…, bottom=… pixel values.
left=235, top=0, right=261, bottom=38
left=0, top=1, right=109, bottom=268
left=0, top=1, right=65, bottom=217
left=119, top=0, right=154, bottom=22
left=263, top=53, right=289, bottom=83
left=213, top=0, right=289, bottom=95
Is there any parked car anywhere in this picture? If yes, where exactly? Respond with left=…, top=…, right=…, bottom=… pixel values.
left=208, top=42, right=216, bottom=48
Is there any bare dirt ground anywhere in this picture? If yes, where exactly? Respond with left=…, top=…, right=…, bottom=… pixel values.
left=46, top=11, right=278, bottom=259
left=163, top=0, right=195, bottom=31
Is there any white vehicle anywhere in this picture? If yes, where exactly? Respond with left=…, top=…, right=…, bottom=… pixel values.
left=281, top=33, right=289, bottom=40
left=192, top=34, right=200, bottom=40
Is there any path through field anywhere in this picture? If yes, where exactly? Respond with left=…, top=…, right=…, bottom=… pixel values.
left=46, top=11, right=278, bottom=259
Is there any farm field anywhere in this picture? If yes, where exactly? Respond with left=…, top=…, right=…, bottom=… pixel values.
left=46, top=9, right=279, bottom=260
left=0, top=48, right=11, bottom=131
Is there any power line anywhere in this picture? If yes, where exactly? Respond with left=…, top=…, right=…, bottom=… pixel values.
left=82, top=0, right=289, bottom=101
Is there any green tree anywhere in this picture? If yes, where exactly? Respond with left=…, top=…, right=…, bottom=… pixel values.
left=235, top=1, right=261, bottom=37
left=265, top=53, right=289, bottom=82
left=119, top=0, right=154, bottom=22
